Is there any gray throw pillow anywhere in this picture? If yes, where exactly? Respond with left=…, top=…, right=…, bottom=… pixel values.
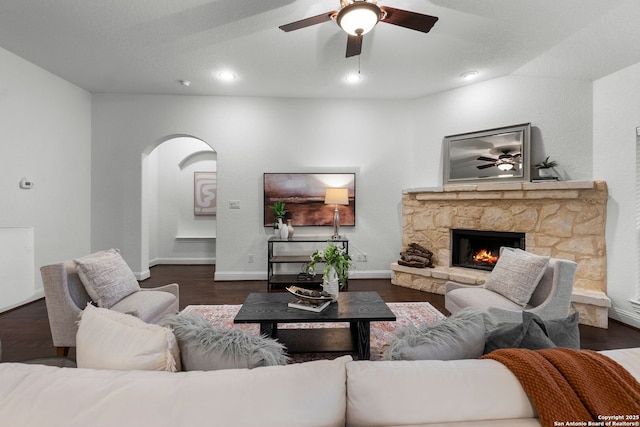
left=538, top=311, right=580, bottom=349
left=483, top=312, right=557, bottom=354
left=483, top=249, right=549, bottom=307
left=383, top=307, right=496, bottom=361
left=162, top=312, right=289, bottom=371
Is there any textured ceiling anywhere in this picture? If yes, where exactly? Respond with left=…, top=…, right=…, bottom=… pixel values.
left=0, top=0, right=639, bottom=98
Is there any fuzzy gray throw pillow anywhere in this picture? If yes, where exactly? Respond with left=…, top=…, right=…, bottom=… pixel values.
left=383, top=307, right=496, bottom=361
left=162, top=312, right=288, bottom=371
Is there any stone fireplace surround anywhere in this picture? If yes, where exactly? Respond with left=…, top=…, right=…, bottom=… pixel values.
left=391, top=180, right=611, bottom=328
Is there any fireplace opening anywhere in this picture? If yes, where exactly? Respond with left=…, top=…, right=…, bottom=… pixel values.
left=451, top=229, right=525, bottom=271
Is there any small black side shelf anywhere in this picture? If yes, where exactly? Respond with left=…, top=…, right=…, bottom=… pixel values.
left=267, top=236, right=349, bottom=291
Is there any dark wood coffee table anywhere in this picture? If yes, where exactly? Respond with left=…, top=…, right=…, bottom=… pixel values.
left=233, top=292, right=396, bottom=360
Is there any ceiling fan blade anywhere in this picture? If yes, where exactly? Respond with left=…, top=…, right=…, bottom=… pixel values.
left=477, top=164, right=496, bottom=170
left=380, top=6, right=438, bottom=33
left=279, top=11, right=336, bottom=32
left=477, top=156, right=497, bottom=162
left=346, top=34, right=363, bottom=57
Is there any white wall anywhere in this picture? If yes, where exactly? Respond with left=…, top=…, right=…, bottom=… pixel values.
left=594, top=61, right=640, bottom=328
left=410, top=75, right=593, bottom=186
left=91, top=95, right=413, bottom=280
left=147, top=136, right=216, bottom=265
left=0, top=46, right=91, bottom=309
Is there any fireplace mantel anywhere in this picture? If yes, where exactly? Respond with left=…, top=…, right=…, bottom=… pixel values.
left=392, top=180, right=611, bottom=328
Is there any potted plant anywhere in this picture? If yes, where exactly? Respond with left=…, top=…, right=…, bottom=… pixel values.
left=307, top=242, right=352, bottom=300
left=534, top=156, right=558, bottom=178
left=268, top=201, right=287, bottom=231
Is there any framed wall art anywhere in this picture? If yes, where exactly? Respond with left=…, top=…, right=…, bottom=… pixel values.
left=263, top=173, right=356, bottom=227
left=194, top=172, right=216, bottom=216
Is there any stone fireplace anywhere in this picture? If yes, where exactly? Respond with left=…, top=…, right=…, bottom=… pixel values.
left=391, top=180, right=611, bottom=328
left=451, top=229, right=525, bottom=271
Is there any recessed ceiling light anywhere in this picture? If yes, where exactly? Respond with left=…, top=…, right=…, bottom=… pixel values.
left=345, top=73, right=362, bottom=84
left=217, top=71, right=236, bottom=81
left=461, top=71, right=479, bottom=80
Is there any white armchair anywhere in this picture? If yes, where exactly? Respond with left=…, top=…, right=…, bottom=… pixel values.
left=41, top=250, right=179, bottom=357
left=445, top=248, right=577, bottom=324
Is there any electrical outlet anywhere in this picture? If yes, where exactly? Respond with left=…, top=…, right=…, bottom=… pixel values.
left=229, top=200, right=241, bottom=209
left=356, top=253, right=368, bottom=262
left=248, top=253, right=254, bottom=263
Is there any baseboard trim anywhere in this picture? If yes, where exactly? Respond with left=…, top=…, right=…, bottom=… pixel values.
left=608, top=306, right=640, bottom=329
left=136, top=269, right=151, bottom=281
left=135, top=258, right=216, bottom=280
left=149, top=257, right=216, bottom=266
left=0, top=290, right=45, bottom=314
left=214, top=271, right=267, bottom=281
left=349, top=270, right=393, bottom=279
left=213, top=269, right=392, bottom=282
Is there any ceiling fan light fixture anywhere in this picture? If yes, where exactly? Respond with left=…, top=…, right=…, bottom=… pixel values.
left=497, top=162, right=514, bottom=171
left=345, top=73, right=362, bottom=83
left=217, top=71, right=236, bottom=81
left=461, top=71, right=479, bottom=81
left=336, top=2, right=381, bottom=36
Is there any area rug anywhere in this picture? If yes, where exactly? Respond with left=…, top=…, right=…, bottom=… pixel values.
left=183, top=302, right=446, bottom=362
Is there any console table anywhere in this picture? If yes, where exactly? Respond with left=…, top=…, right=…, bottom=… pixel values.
left=267, top=236, right=348, bottom=291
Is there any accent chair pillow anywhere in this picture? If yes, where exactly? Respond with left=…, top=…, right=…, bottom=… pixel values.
left=76, top=304, right=180, bottom=371
left=162, top=312, right=289, bottom=371
left=483, top=248, right=549, bottom=307
left=383, top=307, right=496, bottom=361
left=74, top=249, right=140, bottom=308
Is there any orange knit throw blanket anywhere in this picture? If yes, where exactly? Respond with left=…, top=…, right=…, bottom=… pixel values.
left=482, top=348, right=640, bottom=426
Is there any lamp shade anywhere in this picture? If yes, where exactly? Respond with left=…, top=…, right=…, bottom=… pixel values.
left=336, top=2, right=381, bottom=36
left=324, top=188, right=349, bottom=205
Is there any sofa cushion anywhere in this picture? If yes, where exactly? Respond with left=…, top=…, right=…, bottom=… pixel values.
left=74, top=249, right=140, bottom=308
left=0, top=356, right=351, bottom=427
left=484, top=312, right=557, bottom=354
left=162, top=312, right=288, bottom=370
left=483, top=249, right=549, bottom=307
left=383, top=307, right=496, bottom=361
left=110, top=289, right=176, bottom=322
left=446, top=287, right=526, bottom=312
left=346, top=358, right=537, bottom=426
left=76, top=304, right=180, bottom=372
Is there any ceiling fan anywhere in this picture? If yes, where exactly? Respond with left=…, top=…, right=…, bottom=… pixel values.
left=279, top=0, right=438, bottom=57
left=477, top=150, right=521, bottom=171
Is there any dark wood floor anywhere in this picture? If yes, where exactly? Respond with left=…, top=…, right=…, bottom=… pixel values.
left=1, top=265, right=640, bottom=362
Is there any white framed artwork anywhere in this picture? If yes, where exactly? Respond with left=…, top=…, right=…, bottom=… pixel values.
left=194, top=172, right=216, bottom=216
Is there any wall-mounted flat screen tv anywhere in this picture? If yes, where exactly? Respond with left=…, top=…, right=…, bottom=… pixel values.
left=263, top=173, right=356, bottom=227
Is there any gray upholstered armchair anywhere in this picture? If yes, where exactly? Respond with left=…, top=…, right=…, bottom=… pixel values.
left=445, top=248, right=577, bottom=324
left=41, top=250, right=179, bottom=357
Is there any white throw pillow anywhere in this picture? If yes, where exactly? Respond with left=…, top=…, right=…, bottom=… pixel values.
left=76, top=304, right=180, bottom=372
left=75, top=249, right=140, bottom=308
left=483, top=248, right=549, bottom=307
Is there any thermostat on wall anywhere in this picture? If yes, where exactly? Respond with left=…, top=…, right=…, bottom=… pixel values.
left=19, top=177, right=33, bottom=189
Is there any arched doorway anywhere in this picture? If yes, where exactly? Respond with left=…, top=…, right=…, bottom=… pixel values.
left=141, top=136, right=216, bottom=277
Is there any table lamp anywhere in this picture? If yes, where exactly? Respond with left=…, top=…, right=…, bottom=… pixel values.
left=324, top=188, right=349, bottom=239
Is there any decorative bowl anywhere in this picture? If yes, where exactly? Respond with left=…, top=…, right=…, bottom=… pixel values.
left=286, top=286, right=332, bottom=303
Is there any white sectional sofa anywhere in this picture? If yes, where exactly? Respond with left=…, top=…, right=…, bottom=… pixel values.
left=1, top=347, right=639, bottom=427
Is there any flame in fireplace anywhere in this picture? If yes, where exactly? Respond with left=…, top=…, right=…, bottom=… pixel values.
left=473, top=249, right=498, bottom=265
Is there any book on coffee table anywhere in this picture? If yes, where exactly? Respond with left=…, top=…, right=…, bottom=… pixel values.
left=288, top=299, right=331, bottom=313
